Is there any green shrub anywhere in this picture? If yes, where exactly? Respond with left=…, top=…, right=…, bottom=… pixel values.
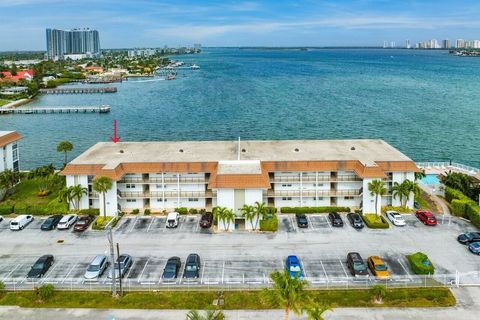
left=407, top=252, right=435, bottom=275
left=381, top=206, right=412, bottom=213
left=445, top=186, right=470, bottom=202
left=77, top=208, right=100, bottom=215
left=188, top=208, right=198, bottom=215
left=91, top=216, right=120, bottom=230
left=131, top=209, right=140, bottom=215
left=175, top=207, right=188, bottom=215
left=0, top=205, right=13, bottom=215
left=260, top=215, right=278, bottom=232
left=37, top=284, right=55, bottom=301
left=280, top=206, right=350, bottom=214
left=450, top=199, right=471, bottom=218
left=144, top=209, right=151, bottom=215
left=0, top=280, right=5, bottom=291
left=444, top=187, right=480, bottom=228
left=361, top=214, right=390, bottom=229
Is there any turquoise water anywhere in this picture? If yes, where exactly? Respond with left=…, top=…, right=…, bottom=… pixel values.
left=1, top=48, right=480, bottom=169
left=421, top=174, right=440, bottom=185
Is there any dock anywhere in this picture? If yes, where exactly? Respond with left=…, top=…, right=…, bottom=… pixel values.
left=0, top=105, right=111, bottom=115
left=39, top=87, right=117, bottom=94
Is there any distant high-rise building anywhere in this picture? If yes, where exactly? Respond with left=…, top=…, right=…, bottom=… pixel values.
left=429, top=39, right=438, bottom=49
left=390, top=41, right=396, bottom=48
left=442, top=39, right=451, bottom=49
left=406, top=39, right=411, bottom=49
left=46, top=28, right=101, bottom=61
left=456, top=39, right=465, bottom=48
left=383, top=41, right=388, bottom=48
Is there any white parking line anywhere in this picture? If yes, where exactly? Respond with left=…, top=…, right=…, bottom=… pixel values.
left=2, top=264, right=21, bottom=281
left=338, top=258, right=349, bottom=278
left=146, top=217, right=156, bottom=233
left=307, top=216, right=315, bottom=231
left=200, top=260, right=206, bottom=283
left=290, top=216, right=298, bottom=232
left=221, top=260, right=225, bottom=284
left=41, top=262, right=60, bottom=283
left=324, top=215, right=333, bottom=230
left=128, top=217, right=139, bottom=234
left=124, top=260, right=136, bottom=279
left=320, top=260, right=328, bottom=281
left=137, top=257, right=150, bottom=283
left=61, top=263, right=78, bottom=283
left=301, top=261, right=308, bottom=279
left=397, top=258, right=413, bottom=281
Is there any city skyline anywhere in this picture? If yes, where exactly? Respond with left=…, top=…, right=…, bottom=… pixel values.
left=1, top=0, right=480, bottom=50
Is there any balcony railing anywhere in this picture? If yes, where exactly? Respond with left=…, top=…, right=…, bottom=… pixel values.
left=271, top=175, right=362, bottom=183
left=118, top=190, right=216, bottom=199
left=118, top=177, right=206, bottom=184
left=89, top=192, right=99, bottom=198
left=266, top=189, right=363, bottom=197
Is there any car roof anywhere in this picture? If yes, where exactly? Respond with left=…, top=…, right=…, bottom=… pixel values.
left=471, top=242, right=480, bottom=247
left=186, top=253, right=199, bottom=262
left=38, top=254, right=53, bottom=261
left=287, top=255, right=300, bottom=263
left=369, top=256, right=384, bottom=264
left=91, top=255, right=106, bottom=264
left=167, top=256, right=181, bottom=262
left=348, top=252, right=363, bottom=260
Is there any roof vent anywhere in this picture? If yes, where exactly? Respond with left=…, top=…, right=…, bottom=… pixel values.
left=294, top=148, right=299, bottom=152
left=350, top=146, right=356, bottom=151
left=119, top=150, right=124, bottom=153
left=179, top=149, right=184, bottom=153
left=241, top=148, right=246, bottom=153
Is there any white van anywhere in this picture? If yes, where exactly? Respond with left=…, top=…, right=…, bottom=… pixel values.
left=166, top=212, right=180, bottom=228
left=10, top=215, right=34, bottom=231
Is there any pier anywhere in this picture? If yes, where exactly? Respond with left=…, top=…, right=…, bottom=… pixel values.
left=39, top=87, right=117, bottom=94
left=0, top=105, right=111, bottom=115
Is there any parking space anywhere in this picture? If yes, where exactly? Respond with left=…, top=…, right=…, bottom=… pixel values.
left=308, top=215, right=332, bottom=232
left=201, top=259, right=223, bottom=284
left=278, top=215, right=296, bottom=233
left=137, top=257, right=164, bottom=284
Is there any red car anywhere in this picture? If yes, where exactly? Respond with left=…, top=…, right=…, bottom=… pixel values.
left=73, top=215, right=96, bottom=232
left=415, top=210, right=437, bottom=226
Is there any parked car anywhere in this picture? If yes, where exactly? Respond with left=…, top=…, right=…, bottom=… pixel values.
left=166, top=211, right=180, bottom=228
left=84, top=255, right=108, bottom=280
left=457, top=232, right=480, bottom=245
left=468, top=242, right=480, bottom=255
left=27, top=255, right=54, bottom=278
left=41, top=215, right=63, bottom=231
left=285, top=255, right=304, bottom=280
left=415, top=210, right=437, bottom=226
left=367, top=256, right=391, bottom=280
left=328, top=212, right=344, bottom=227
left=73, top=215, right=96, bottom=232
left=10, top=215, right=33, bottom=231
left=0, top=216, right=3, bottom=223
left=108, top=254, right=133, bottom=279
left=347, top=213, right=364, bottom=229
left=57, top=214, right=78, bottom=230
left=346, top=252, right=369, bottom=278
left=386, top=211, right=406, bottom=227
left=183, top=254, right=201, bottom=279
left=414, top=201, right=420, bottom=209
left=295, top=214, right=308, bottom=228
left=199, top=212, right=213, bottom=228
left=162, top=256, right=181, bottom=279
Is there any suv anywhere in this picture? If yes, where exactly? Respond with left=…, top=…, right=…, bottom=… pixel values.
left=166, top=212, right=180, bottom=228
left=108, top=254, right=133, bottom=279
left=346, top=252, right=369, bottom=278
left=199, top=212, right=213, bottom=228
left=183, top=254, right=201, bottom=279
left=162, top=256, right=181, bottom=280
left=415, top=210, right=437, bottom=226
left=84, top=255, right=108, bottom=280
left=386, top=211, right=406, bottom=226
left=27, top=255, right=54, bottom=278
left=57, top=214, right=78, bottom=230
left=347, top=213, right=364, bottom=229
left=328, top=212, right=344, bottom=227
left=285, top=255, right=304, bottom=280
left=295, top=214, right=308, bottom=228
left=41, top=215, right=63, bottom=231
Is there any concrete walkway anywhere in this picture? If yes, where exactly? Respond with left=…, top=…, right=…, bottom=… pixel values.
left=1, top=287, right=479, bottom=320
left=419, top=183, right=451, bottom=215
left=0, top=98, right=31, bottom=109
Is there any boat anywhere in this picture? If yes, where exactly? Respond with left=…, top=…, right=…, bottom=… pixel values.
left=191, top=64, right=200, bottom=70
left=165, top=74, right=176, bottom=80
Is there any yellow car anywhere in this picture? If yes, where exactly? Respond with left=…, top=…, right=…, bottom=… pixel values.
left=367, top=256, right=391, bottom=280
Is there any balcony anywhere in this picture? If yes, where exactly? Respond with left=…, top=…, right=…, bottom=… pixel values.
left=119, top=177, right=207, bottom=184
left=271, top=175, right=362, bottom=183
left=266, top=189, right=363, bottom=197
left=89, top=192, right=99, bottom=198
left=118, top=190, right=216, bottom=199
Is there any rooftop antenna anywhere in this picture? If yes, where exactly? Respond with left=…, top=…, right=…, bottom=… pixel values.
left=237, top=137, right=241, bottom=161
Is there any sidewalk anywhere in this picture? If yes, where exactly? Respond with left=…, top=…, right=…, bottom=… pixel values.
left=1, top=287, right=478, bottom=320
left=419, top=183, right=451, bottom=215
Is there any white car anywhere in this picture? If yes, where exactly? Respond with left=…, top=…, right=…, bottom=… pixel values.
left=10, top=215, right=34, bottom=230
left=57, top=214, right=78, bottom=230
left=386, top=211, right=406, bottom=226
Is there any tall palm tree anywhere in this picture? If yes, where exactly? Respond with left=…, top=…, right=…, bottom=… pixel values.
left=403, top=179, right=420, bottom=206
left=368, top=179, right=387, bottom=215
left=392, top=182, right=407, bottom=207
left=58, top=186, right=74, bottom=208
left=263, top=269, right=307, bottom=320
left=56, top=141, right=74, bottom=166
left=240, top=204, right=255, bottom=230
left=253, top=201, right=267, bottom=230
left=213, top=206, right=225, bottom=230
left=302, top=301, right=332, bottom=320
left=93, top=176, right=113, bottom=218
left=186, top=310, right=225, bottom=320
left=223, top=208, right=235, bottom=232
left=70, top=184, right=87, bottom=210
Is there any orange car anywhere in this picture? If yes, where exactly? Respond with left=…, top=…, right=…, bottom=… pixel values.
left=367, top=256, right=391, bottom=280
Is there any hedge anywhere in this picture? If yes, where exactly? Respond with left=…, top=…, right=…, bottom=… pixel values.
left=361, top=214, right=390, bottom=229
left=77, top=208, right=100, bottom=216
left=407, top=252, right=435, bottom=275
left=445, top=186, right=470, bottom=203
left=174, top=207, right=188, bottom=215
left=260, top=215, right=278, bottom=232
left=280, top=206, right=350, bottom=214
left=91, top=214, right=122, bottom=230
left=444, top=187, right=480, bottom=228
left=0, top=205, right=13, bottom=215
left=381, top=206, right=412, bottom=214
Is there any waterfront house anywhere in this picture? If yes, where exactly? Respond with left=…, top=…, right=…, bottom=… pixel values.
left=0, top=131, right=21, bottom=173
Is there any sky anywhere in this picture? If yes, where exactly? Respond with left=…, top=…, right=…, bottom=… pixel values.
left=1, top=0, right=480, bottom=50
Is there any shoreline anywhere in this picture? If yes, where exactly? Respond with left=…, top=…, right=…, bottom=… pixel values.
left=0, top=98, right=32, bottom=109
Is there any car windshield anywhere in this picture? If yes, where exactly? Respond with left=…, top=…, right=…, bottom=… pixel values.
left=87, top=264, right=100, bottom=272
left=76, top=220, right=86, bottom=225
left=375, top=264, right=387, bottom=271
left=353, top=262, right=365, bottom=271
left=289, top=265, right=301, bottom=272
left=45, top=217, right=54, bottom=223
left=11, top=222, right=18, bottom=225
left=186, top=265, right=197, bottom=271
left=165, top=264, right=176, bottom=272
left=32, top=262, right=44, bottom=270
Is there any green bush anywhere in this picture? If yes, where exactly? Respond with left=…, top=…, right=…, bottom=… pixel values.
left=144, top=209, right=151, bottom=215
left=174, top=207, right=188, bottom=215
left=77, top=208, right=100, bottom=215
left=91, top=216, right=121, bottom=230
left=280, top=206, right=350, bottom=214
left=381, top=206, right=412, bottom=213
left=444, top=187, right=480, bottom=229
left=37, top=284, right=55, bottom=300
left=407, top=252, right=435, bottom=275
left=259, top=215, right=278, bottom=232
left=0, top=205, right=13, bottom=215
left=0, top=280, right=5, bottom=291
left=131, top=209, right=140, bottom=215
left=361, top=214, right=390, bottom=229
left=445, top=186, right=471, bottom=202
left=450, top=199, right=471, bottom=218
left=188, top=208, right=198, bottom=215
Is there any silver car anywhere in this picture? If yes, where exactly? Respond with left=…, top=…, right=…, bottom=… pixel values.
left=108, top=254, right=133, bottom=279
left=57, top=214, right=78, bottom=230
left=84, top=255, right=108, bottom=280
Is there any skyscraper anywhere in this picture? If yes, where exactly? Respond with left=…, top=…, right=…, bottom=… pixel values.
left=46, top=28, right=101, bottom=60
left=456, top=39, right=465, bottom=49
left=406, top=39, right=411, bottom=49
left=442, top=39, right=451, bottom=49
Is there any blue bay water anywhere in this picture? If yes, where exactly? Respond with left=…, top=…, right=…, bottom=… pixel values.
left=0, top=48, right=479, bottom=169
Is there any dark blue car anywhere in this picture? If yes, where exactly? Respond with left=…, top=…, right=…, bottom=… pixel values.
left=285, top=255, right=304, bottom=280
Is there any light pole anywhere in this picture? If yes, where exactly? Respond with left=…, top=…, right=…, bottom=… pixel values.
left=116, top=242, right=123, bottom=296
left=107, top=225, right=116, bottom=296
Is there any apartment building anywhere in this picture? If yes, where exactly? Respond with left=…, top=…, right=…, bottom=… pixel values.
left=0, top=131, right=21, bottom=173
left=61, top=139, right=418, bottom=224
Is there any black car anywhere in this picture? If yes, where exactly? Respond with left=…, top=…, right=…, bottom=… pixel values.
left=199, top=212, right=213, bottom=229
left=457, top=232, right=480, bottom=245
left=41, top=215, right=63, bottom=231
left=162, top=256, right=181, bottom=279
left=347, top=213, right=364, bottom=229
left=346, top=252, right=369, bottom=278
left=328, top=212, right=344, bottom=227
left=295, top=214, right=308, bottom=228
left=27, top=255, right=54, bottom=278
left=183, top=254, right=201, bottom=279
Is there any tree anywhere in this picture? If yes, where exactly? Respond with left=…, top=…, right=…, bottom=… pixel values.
left=404, top=179, right=420, bottom=202
left=263, top=270, right=307, bottom=320
left=213, top=207, right=235, bottom=232
left=186, top=310, right=225, bottom=320
left=392, top=181, right=408, bottom=207
left=58, top=186, right=74, bottom=208
left=93, top=176, right=113, bottom=218
left=70, top=184, right=87, bottom=210
left=240, top=204, right=255, bottom=230
left=302, top=301, right=332, bottom=320
left=0, top=169, right=20, bottom=194
left=368, top=180, right=387, bottom=215
left=370, top=284, right=387, bottom=303
left=253, top=201, right=268, bottom=231
left=56, top=141, right=74, bottom=166
left=415, top=169, right=426, bottom=181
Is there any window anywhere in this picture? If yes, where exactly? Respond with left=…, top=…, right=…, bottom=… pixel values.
left=126, top=184, right=136, bottom=189
left=126, top=199, right=136, bottom=203
left=282, top=197, right=292, bottom=201
left=281, top=184, right=292, bottom=187
left=188, top=198, right=199, bottom=202
left=157, top=198, right=167, bottom=202
left=89, top=199, right=93, bottom=206
left=313, top=183, right=324, bottom=187
left=313, top=197, right=324, bottom=200
left=156, top=184, right=166, bottom=188
left=344, top=196, right=354, bottom=200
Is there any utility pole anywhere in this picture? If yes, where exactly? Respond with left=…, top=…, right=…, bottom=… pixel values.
left=116, top=242, right=123, bottom=296
left=107, top=226, right=116, bottom=296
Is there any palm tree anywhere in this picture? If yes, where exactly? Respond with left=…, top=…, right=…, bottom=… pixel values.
left=302, top=301, right=332, bottom=320
left=58, top=186, right=74, bottom=208
left=403, top=179, right=420, bottom=206
left=368, top=180, right=387, bottom=215
left=415, top=169, right=426, bottom=181
left=240, top=204, right=255, bottom=230
left=70, top=184, right=87, bottom=210
left=56, top=141, right=73, bottom=166
left=0, top=169, right=20, bottom=193
left=370, top=284, right=387, bottom=303
left=186, top=310, right=225, bottom=320
left=93, top=176, right=113, bottom=218
left=213, top=206, right=226, bottom=230
left=263, top=269, right=307, bottom=320
left=392, top=182, right=407, bottom=207
left=253, top=201, right=267, bottom=231
left=222, top=208, right=235, bottom=232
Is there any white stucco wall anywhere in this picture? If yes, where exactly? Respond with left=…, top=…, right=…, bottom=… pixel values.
left=99, top=181, right=118, bottom=216
left=66, top=175, right=89, bottom=209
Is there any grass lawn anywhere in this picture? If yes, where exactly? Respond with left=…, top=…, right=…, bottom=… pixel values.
left=0, top=288, right=455, bottom=309
left=0, top=177, right=68, bottom=215
left=0, top=99, right=12, bottom=107
left=415, top=190, right=435, bottom=211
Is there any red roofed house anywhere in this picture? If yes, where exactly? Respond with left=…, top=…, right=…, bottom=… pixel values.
left=0, top=70, right=35, bottom=82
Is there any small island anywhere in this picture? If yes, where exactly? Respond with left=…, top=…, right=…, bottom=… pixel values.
left=450, top=49, right=480, bottom=57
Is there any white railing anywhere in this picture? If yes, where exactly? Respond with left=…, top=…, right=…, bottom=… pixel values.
left=416, top=162, right=480, bottom=175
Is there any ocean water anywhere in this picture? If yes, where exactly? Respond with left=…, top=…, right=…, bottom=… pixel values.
left=1, top=48, right=479, bottom=169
